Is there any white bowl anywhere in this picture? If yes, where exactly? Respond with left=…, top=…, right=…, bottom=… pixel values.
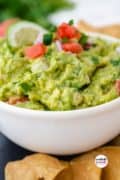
left=0, top=33, right=120, bottom=155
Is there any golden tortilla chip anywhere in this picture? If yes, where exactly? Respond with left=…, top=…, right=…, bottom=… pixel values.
left=5, top=160, right=37, bottom=180
left=5, top=154, right=72, bottom=180
left=110, top=135, right=120, bottom=146
left=54, top=166, right=73, bottom=180
left=96, top=146, right=120, bottom=180
left=78, top=20, right=97, bottom=33
left=78, top=20, right=120, bottom=38
left=71, top=146, right=120, bottom=180
left=5, top=147, right=120, bottom=180
left=70, top=151, right=102, bottom=180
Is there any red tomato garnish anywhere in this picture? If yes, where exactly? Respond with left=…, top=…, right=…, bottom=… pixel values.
left=62, top=42, right=83, bottom=53
left=75, top=30, right=81, bottom=39
left=115, top=80, right=120, bottom=95
left=2, top=19, right=17, bottom=28
left=57, top=23, right=80, bottom=39
left=0, top=18, right=18, bottom=37
left=0, top=25, right=5, bottom=37
left=24, top=44, right=46, bottom=59
left=8, top=96, right=28, bottom=105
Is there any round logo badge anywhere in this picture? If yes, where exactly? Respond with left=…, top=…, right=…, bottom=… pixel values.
left=95, top=154, right=108, bottom=168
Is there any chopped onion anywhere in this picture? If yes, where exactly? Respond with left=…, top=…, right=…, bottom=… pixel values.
left=34, top=33, right=43, bottom=44
left=87, top=37, right=95, bottom=44
left=31, top=60, right=48, bottom=73
left=116, top=46, right=120, bottom=53
left=55, top=40, right=63, bottom=51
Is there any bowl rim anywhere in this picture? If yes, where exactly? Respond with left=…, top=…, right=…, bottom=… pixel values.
left=0, top=97, right=120, bottom=117
left=0, top=32, right=120, bottom=117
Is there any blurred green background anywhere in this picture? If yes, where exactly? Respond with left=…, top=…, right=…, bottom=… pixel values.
left=0, top=0, right=73, bottom=28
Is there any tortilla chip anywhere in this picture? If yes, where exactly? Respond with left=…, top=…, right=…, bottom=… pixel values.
left=5, top=147, right=120, bottom=180
left=109, top=135, right=120, bottom=146
left=71, top=146, right=120, bottom=180
left=70, top=151, right=102, bottom=180
left=5, top=161, right=37, bottom=180
left=5, top=154, right=72, bottom=180
left=78, top=20, right=97, bottom=33
left=54, top=166, right=73, bottom=180
left=78, top=20, right=120, bottom=38
left=97, top=146, right=120, bottom=180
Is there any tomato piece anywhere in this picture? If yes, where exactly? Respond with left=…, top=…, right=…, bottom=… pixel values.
left=2, top=19, right=17, bottom=27
left=0, top=25, right=5, bottom=37
left=57, top=23, right=80, bottom=39
left=62, top=42, right=83, bottom=53
left=75, top=30, right=81, bottom=39
left=8, top=96, right=28, bottom=105
left=0, top=18, right=18, bottom=37
left=24, top=44, right=46, bottom=59
left=115, top=80, right=120, bottom=95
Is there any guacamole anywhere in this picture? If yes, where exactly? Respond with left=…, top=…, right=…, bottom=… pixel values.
left=0, top=36, right=120, bottom=111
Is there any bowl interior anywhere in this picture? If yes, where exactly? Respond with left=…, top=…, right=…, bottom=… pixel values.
left=0, top=32, right=120, bottom=115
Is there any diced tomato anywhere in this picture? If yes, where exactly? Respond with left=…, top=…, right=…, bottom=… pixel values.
left=0, top=25, right=5, bottom=37
left=2, top=19, right=17, bottom=27
left=62, top=42, right=83, bottom=53
left=24, top=44, right=46, bottom=59
left=75, top=30, right=81, bottom=39
left=115, top=80, right=120, bottom=95
left=57, top=23, right=81, bottom=39
left=0, top=18, right=18, bottom=37
left=8, top=96, right=28, bottom=105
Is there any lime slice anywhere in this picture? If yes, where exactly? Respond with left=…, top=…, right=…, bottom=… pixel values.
left=8, top=21, right=47, bottom=48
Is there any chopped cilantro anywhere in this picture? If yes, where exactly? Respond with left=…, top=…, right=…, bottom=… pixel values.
left=110, top=59, right=120, bottom=66
left=43, top=33, right=53, bottom=45
left=49, top=25, right=57, bottom=32
left=79, top=33, right=88, bottom=45
left=91, top=56, right=99, bottom=64
left=68, top=19, right=74, bottom=25
left=20, top=83, right=32, bottom=94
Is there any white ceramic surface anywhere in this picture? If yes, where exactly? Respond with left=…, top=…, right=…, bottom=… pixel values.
left=0, top=33, right=120, bottom=155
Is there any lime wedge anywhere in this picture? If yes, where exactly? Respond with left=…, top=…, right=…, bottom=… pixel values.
left=8, top=21, right=47, bottom=48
